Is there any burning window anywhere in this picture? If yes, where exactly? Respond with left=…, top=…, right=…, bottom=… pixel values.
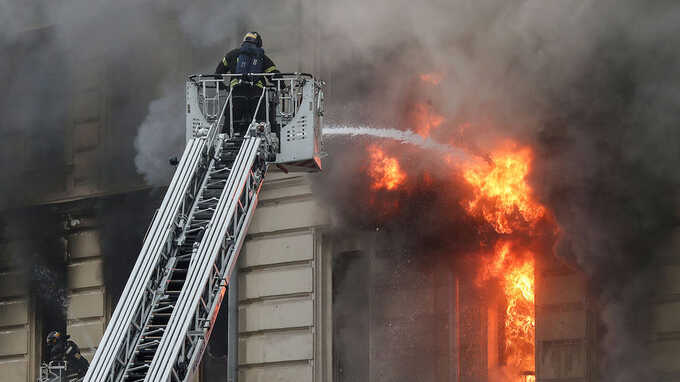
left=366, top=144, right=407, bottom=191
left=325, top=103, right=556, bottom=380
left=463, top=145, right=543, bottom=381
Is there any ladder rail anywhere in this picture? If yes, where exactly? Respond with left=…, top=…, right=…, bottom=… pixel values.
left=84, top=135, right=213, bottom=382
left=146, top=137, right=260, bottom=381
left=178, top=145, right=264, bottom=381
left=85, top=139, right=198, bottom=381
left=119, top=141, right=226, bottom=381
left=145, top=137, right=264, bottom=381
left=184, top=164, right=264, bottom=379
left=89, top=72, right=323, bottom=381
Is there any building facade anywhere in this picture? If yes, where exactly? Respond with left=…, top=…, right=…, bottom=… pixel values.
left=1, top=3, right=680, bottom=382
left=0, top=3, right=330, bottom=380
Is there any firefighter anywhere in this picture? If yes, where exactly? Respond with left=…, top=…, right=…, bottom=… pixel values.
left=215, top=31, right=280, bottom=136
left=46, top=331, right=90, bottom=377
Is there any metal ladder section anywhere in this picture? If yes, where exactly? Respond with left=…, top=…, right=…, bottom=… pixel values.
left=146, top=136, right=265, bottom=381
left=121, top=138, right=244, bottom=381
left=84, top=134, right=269, bottom=382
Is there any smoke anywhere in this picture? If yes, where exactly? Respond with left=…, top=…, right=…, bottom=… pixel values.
left=96, top=191, right=160, bottom=303
left=2, top=0, right=679, bottom=379
left=0, top=0, right=245, bottom=196
left=134, top=89, right=185, bottom=185
left=0, top=208, right=69, bottom=334
left=526, top=3, right=680, bottom=379
left=0, top=0, right=244, bottom=337
left=312, top=0, right=680, bottom=380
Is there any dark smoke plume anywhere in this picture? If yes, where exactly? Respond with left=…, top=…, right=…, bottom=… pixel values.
left=0, top=0, right=246, bottom=328
left=2, top=0, right=679, bottom=380
left=314, top=1, right=680, bottom=380
left=96, top=191, right=160, bottom=303
left=0, top=1, right=239, bottom=346
left=0, top=208, right=69, bottom=334
left=0, top=0, right=246, bottom=200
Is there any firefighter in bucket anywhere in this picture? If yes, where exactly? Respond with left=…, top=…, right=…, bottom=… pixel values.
left=215, top=32, right=280, bottom=136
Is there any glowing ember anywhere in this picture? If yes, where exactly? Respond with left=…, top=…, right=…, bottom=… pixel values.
left=411, top=103, right=445, bottom=138
left=419, top=72, right=443, bottom=85
left=463, top=145, right=545, bottom=234
left=366, top=144, right=406, bottom=190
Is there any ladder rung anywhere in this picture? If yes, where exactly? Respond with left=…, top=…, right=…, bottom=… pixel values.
left=126, top=364, right=150, bottom=372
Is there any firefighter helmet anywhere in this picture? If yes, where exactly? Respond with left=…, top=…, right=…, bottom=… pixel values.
left=46, top=331, right=62, bottom=344
left=242, top=32, right=262, bottom=48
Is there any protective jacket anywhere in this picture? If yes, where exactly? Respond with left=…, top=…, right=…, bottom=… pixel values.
left=215, top=42, right=279, bottom=87
left=48, top=338, right=90, bottom=377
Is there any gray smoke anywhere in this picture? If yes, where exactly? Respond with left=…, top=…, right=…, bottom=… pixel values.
left=134, top=89, right=185, bottom=185
left=0, top=209, right=69, bottom=334
left=2, top=0, right=680, bottom=379
left=313, top=1, right=680, bottom=380
left=0, top=0, right=242, bottom=194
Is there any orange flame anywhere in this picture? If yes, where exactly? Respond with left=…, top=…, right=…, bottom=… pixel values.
left=419, top=72, right=443, bottom=85
left=463, top=146, right=545, bottom=234
left=367, top=144, right=406, bottom=191
left=465, top=143, right=543, bottom=380
left=412, top=103, right=445, bottom=138
left=478, top=242, right=536, bottom=379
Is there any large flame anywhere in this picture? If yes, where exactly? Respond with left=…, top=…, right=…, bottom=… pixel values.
left=478, top=242, right=536, bottom=377
left=465, top=143, right=542, bottom=381
left=360, top=119, right=542, bottom=380
left=367, top=144, right=406, bottom=191
left=463, top=146, right=545, bottom=234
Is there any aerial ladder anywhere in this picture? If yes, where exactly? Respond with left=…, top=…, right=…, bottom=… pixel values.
left=40, top=73, right=324, bottom=382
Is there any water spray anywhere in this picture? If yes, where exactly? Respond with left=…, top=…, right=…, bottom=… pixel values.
left=323, top=124, right=491, bottom=164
